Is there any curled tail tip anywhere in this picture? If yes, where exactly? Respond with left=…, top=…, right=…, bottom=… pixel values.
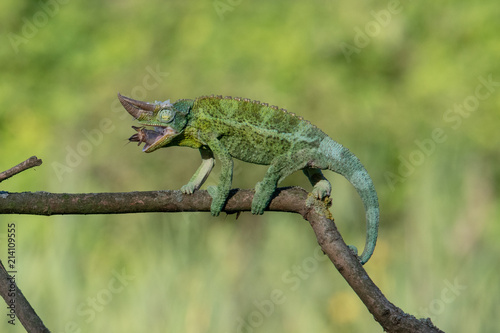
left=349, top=245, right=373, bottom=265
left=359, top=253, right=371, bottom=265
left=361, top=246, right=376, bottom=265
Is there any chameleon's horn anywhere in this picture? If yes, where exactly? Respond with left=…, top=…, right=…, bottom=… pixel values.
left=117, top=93, right=156, bottom=119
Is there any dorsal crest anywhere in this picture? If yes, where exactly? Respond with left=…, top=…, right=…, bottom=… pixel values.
left=195, top=94, right=313, bottom=127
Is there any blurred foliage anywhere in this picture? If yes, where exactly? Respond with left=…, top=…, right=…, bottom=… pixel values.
left=1, top=0, right=499, bottom=332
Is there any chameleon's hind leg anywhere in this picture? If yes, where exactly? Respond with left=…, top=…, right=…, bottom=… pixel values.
left=303, top=167, right=331, bottom=200
left=252, top=156, right=303, bottom=215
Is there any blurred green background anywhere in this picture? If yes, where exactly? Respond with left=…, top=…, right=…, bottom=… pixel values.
left=1, top=0, right=499, bottom=332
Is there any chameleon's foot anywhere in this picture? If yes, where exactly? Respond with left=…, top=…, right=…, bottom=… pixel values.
left=210, top=206, right=221, bottom=216
left=311, top=179, right=331, bottom=200
left=181, top=183, right=197, bottom=194
left=207, top=186, right=223, bottom=216
left=306, top=191, right=332, bottom=207
left=251, top=200, right=266, bottom=215
left=251, top=182, right=271, bottom=215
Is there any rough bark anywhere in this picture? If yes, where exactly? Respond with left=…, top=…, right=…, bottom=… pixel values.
left=0, top=157, right=444, bottom=332
left=0, top=261, right=50, bottom=333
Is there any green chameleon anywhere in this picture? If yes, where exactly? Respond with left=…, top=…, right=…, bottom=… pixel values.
left=118, top=93, right=379, bottom=264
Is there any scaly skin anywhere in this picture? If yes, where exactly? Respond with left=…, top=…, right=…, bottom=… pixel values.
left=119, top=93, right=379, bottom=264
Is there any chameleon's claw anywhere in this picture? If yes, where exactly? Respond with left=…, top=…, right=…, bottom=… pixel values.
left=311, top=188, right=322, bottom=199
left=251, top=182, right=269, bottom=214
left=250, top=197, right=267, bottom=215
left=181, top=183, right=197, bottom=194
left=251, top=204, right=265, bottom=215
left=311, top=179, right=331, bottom=200
left=207, top=186, right=223, bottom=216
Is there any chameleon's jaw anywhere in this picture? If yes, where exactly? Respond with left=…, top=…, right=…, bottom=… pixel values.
left=128, top=125, right=178, bottom=152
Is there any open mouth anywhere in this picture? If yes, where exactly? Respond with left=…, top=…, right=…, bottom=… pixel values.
left=128, top=125, right=177, bottom=152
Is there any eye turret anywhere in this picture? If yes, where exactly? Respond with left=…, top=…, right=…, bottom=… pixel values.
left=157, top=109, right=175, bottom=123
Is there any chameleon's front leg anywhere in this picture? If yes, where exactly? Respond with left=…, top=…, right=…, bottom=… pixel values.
left=181, top=148, right=215, bottom=194
left=205, top=138, right=233, bottom=216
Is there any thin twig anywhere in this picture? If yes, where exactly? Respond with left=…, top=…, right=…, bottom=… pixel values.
left=0, top=156, right=43, bottom=183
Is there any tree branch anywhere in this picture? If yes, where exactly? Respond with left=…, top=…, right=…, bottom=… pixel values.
left=0, top=260, right=51, bottom=332
left=0, top=156, right=42, bottom=183
left=303, top=205, right=444, bottom=332
left=0, top=187, right=443, bottom=332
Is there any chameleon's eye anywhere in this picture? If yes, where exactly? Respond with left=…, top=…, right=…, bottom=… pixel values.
left=158, top=109, right=175, bottom=123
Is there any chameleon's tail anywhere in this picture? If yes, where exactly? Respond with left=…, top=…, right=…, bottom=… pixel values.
left=320, top=137, right=379, bottom=264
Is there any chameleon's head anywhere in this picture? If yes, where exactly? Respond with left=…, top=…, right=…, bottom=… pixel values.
left=118, top=93, right=189, bottom=152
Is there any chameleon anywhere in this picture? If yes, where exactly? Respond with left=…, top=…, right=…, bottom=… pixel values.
left=118, top=93, right=379, bottom=264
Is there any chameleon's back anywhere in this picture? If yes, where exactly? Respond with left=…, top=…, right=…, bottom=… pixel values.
left=191, top=95, right=327, bottom=165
